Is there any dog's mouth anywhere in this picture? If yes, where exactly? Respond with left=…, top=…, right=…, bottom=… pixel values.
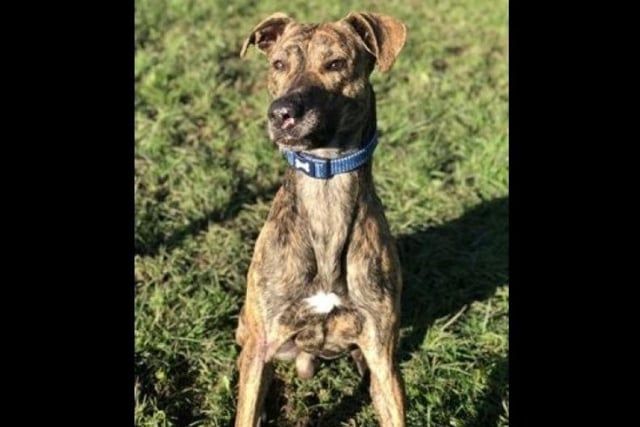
left=268, top=110, right=328, bottom=152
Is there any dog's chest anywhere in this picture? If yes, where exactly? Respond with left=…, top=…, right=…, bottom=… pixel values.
left=295, top=172, right=358, bottom=285
left=296, top=172, right=356, bottom=235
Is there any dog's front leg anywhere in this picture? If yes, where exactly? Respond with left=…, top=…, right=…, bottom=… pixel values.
left=359, top=326, right=405, bottom=427
left=235, top=337, right=273, bottom=427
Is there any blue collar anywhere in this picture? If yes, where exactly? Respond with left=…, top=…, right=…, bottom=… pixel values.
left=281, top=132, right=378, bottom=179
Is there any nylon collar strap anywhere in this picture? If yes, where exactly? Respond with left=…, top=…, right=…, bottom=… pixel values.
left=281, top=132, right=378, bottom=179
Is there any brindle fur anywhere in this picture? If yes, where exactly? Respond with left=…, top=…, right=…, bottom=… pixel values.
left=235, top=12, right=407, bottom=427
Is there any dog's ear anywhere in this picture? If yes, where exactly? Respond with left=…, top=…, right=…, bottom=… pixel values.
left=240, top=13, right=294, bottom=57
left=343, top=12, right=407, bottom=73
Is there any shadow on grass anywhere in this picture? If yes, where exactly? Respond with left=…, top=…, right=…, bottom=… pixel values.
left=262, top=366, right=371, bottom=427
left=397, top=196, right=508, bottom=360
left=312, top=372, right=371, bottom=427
left=469, top=356, right=509, bottom=427
left=135, top=350, right=206, bottom=426
left=135, top=169, right=280, bottom=257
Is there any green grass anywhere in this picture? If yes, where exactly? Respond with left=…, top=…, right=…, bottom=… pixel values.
left=135, top=0, right=508, bottom=425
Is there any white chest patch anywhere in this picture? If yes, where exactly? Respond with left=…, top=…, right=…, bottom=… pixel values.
left=303, top=292, right=342, bottom=314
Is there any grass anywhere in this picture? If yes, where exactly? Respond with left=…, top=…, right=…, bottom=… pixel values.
left=135, top=0, right=508, bottom=425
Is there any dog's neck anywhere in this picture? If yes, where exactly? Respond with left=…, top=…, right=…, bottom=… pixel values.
left=289, top=127, right=376, bottom=289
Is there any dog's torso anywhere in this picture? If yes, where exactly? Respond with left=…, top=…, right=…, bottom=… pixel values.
left=242, top=164, right=401, bottom=362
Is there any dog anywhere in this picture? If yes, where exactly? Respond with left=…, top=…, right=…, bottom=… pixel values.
left=235, top=11, right=407, bottom=427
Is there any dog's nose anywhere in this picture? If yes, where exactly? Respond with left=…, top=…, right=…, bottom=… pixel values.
left=268, top=97, right=304, bottom=130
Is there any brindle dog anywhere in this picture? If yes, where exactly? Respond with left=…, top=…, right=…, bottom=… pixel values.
left=235, top=11, right=407, bottom=427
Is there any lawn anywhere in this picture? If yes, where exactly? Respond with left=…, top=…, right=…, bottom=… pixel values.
left=135, top=0, right=508, bottom=426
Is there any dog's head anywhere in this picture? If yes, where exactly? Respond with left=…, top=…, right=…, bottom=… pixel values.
left=241, top=12, right=406, bottom=152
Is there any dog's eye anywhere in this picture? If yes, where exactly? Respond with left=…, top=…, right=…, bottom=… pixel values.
left=325, top=59, right=347, bottom=72
left=272, top=60, right=286, bottom=71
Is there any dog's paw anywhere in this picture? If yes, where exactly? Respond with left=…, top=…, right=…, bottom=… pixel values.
left=295, top=351, right=316, bottom=379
